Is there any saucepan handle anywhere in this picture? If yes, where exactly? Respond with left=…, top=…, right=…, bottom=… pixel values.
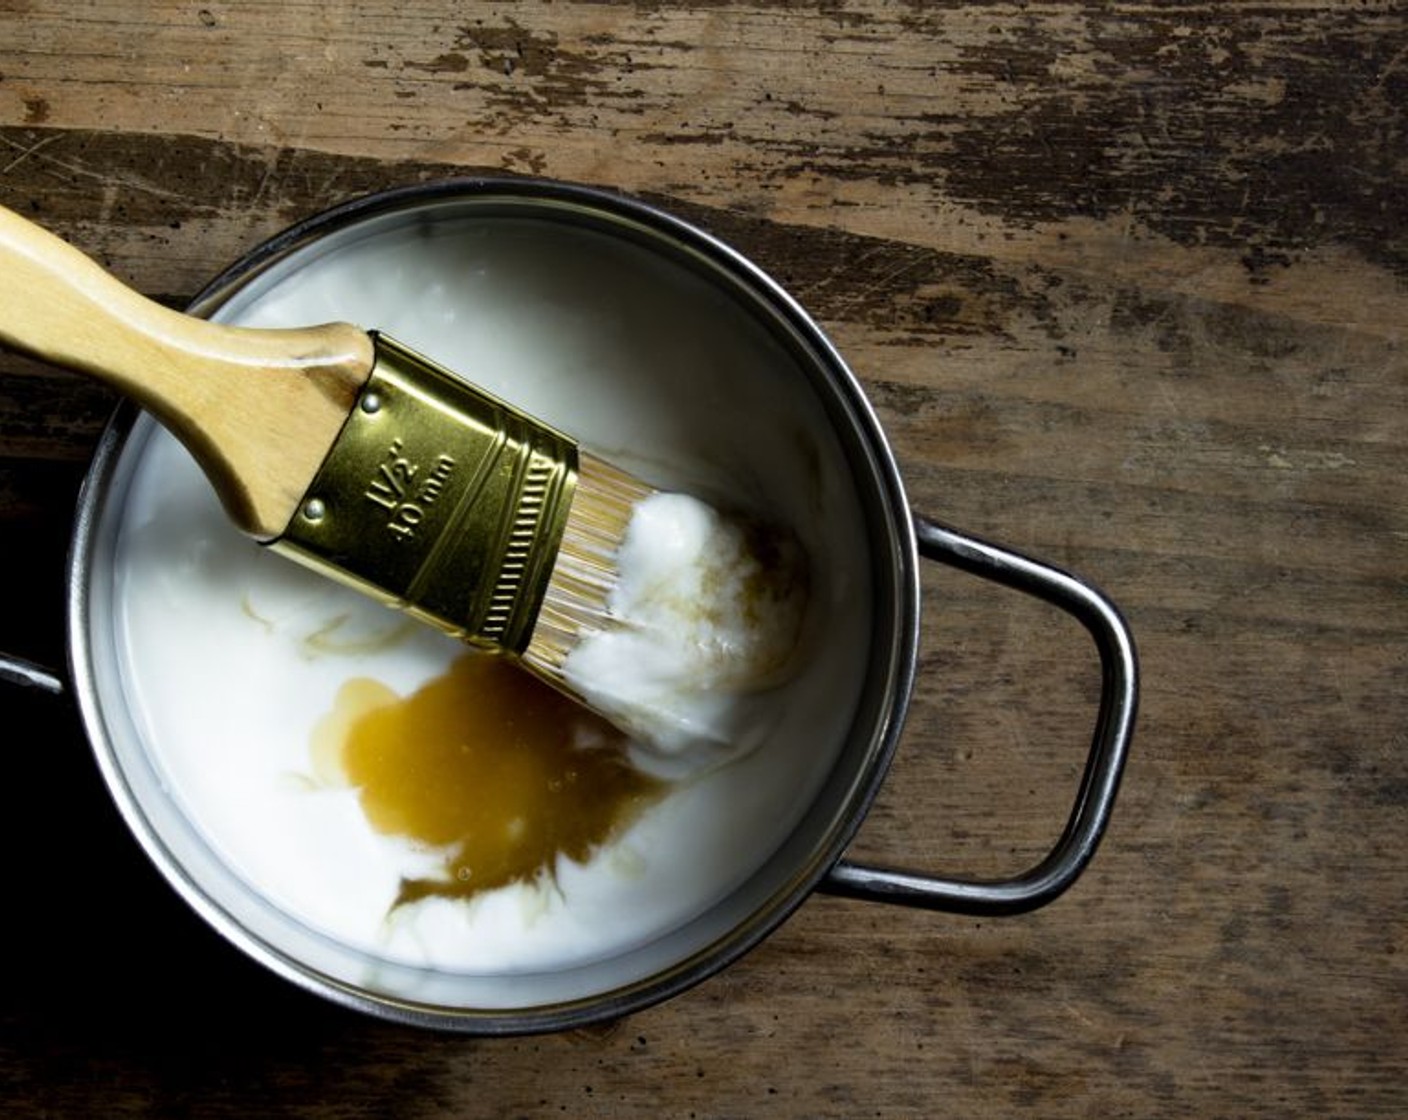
left=0, top=651, right=66, bottom=696
left=821, top=514, right=1138, bottom=916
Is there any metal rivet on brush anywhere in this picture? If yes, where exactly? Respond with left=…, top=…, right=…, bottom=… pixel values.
left=302, top=498, right=327, bottom=523
left=360, top=392, right=382, bottom=414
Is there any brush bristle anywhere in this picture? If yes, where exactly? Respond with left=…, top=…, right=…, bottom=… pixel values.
left=522, top=450, right=654, bottom=677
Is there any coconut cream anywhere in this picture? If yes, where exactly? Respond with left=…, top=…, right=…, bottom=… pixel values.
left=110, top=210, right=872, bottom=975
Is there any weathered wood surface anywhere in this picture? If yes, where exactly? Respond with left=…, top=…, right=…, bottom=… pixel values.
left=1, top=2, right=1404, bottom=1116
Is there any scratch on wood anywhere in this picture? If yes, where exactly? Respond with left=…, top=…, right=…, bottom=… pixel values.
left=0, top=132, right=61, bottom=176
left=1, top=131, right=188, bottom=204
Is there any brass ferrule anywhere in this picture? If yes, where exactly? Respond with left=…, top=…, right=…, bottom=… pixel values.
left=269, top=333, right=579, bottom=654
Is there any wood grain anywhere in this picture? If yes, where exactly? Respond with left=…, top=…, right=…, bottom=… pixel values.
left=1, top=2, right=1405, bottom=1117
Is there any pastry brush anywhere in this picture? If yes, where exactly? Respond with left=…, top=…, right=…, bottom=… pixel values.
left=0, top=203, right=659, bottom=686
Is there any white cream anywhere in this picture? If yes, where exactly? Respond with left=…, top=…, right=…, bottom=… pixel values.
left=108, top=211, right=874, bottom=977
left=564, top=491, right=808, bottom=775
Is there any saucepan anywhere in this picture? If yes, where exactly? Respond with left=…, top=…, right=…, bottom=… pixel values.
left=0, top=178, right=1136, bottom=1033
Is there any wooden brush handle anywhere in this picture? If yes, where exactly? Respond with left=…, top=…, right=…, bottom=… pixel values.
left=0, top=204, right=376, bottom=538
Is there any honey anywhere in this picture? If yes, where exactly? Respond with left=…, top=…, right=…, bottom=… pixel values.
left=313, top=652, right=666, bottom=909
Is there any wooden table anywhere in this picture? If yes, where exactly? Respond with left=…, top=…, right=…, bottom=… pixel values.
left=2, top=3, right=1403, bottom=1115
